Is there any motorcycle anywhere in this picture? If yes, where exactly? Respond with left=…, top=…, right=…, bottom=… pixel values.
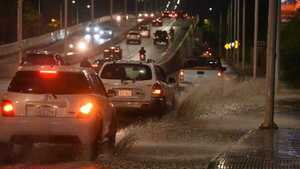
left=139, top=53, right=146, bottom=61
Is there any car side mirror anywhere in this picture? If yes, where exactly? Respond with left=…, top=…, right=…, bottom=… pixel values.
left=107, top=89, right=116, bottom=97
left=168, top=77, right=176, bottom=84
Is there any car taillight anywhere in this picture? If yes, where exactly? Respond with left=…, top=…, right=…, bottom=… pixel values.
left=152, top=83, right=163, bottom=97
left=39, top=70, right=57, bottom=78
left=1, top=100, right=15, bottom=117
left=77, top=102, right=93, bottom=118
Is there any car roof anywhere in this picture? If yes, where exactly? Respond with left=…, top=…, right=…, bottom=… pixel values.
left=17, top=65, right=94, bottom=74
left=102, top=60, right=154, bottom=66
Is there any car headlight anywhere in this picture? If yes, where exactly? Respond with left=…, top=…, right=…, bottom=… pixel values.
left=69, top=44, right=74, bottom=49
left=108, top=31, right=112, bottom=35
left=77, top=41, right=88, bottom=51
left=93, top=34, right=100, bottom=40
left=138, top=13, right=142, bottom=17
left=150, top=13, right=154, bottom=17
left=94, top=26, right=100, bottom=32
left=84, top=34, right=92, bottom=41
left=86, top=27, right=91, bottom=32
left=99, top=30, right=104, bottom=35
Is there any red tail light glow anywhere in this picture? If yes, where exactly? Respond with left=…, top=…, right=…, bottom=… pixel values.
left=39, top=70, right=57, bottom=74
left=1, top=100, right=15, bottom=117
left=77, top=102, right=94, bottom=118
left=152, top=83, right=163, bottom=97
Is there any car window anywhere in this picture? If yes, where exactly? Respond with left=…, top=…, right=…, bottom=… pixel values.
left=184, top=57, right=221, bottom=69
left=154, top=66, right=167, bottom=82
left=22, top=54, right=60, bottom=65
left=88, top=73, right=107, bottom=96
left=8, top=71, right=93, bottom=94
left=101, top=63, right=152, bottom=81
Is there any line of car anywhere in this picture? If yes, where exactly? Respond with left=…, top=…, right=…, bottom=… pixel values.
left=0, top=10, right=219, bottom=162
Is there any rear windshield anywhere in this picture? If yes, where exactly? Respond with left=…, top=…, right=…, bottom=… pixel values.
left=8, top=71, right=92, bottom=94
left=101, top=63, right=152, bottom=81
left=184, top=57, right=221, bottom=69
left=22, top=54, right=63, bottom=65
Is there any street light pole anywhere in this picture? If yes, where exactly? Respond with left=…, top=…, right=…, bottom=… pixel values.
left=60, top=4, right=63, bottom=29
left=260, top=0, right=278, bottom=129
left=91, top=0, right=95, bottom=20
left=124, top=0, right=127, bottom=15
left=275, top=0, right=281, bottom=94
left=17, top=0, right=23, bottom=63
left=135, top=0, right=138, bottom=15
left=242, top=0, right=246, bottom=72
left=237, top=0, right=240, bottom=67
left=64, top=0, right=68, bottom=55
left=253, top=0, right=258, bottom=80
left=110, top=0, right=113, bottom=19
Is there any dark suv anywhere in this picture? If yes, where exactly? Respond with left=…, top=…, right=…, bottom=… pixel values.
left=153, top=30, right=169, bottom=46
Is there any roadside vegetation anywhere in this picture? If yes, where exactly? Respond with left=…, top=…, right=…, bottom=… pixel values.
left=281, top=13, right=300, bottom=88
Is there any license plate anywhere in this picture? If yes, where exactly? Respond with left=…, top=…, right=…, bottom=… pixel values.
left=26, top=105, right=56, bottom=117
left=118, top=90, right=132, bottom=97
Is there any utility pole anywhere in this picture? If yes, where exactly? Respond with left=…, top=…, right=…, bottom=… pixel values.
left=60, top=4, right=63, bottom=29
left=219, top=13, right=223, bottom=58
left=260, top=0, right=278, bottom=129
left=17, top=0, right=23, bottom=63
left=76, top=7, right=79, bottom=24
left=135, top=0, right=138, bottom=15
left=91, top=0, right=95, bottom=20
left=236, top=0, right=240, bottom=67
left=110, top=0, right=113, bottom=19
left=242, top=0, right=246, bottom=72
left=38, top=0, right=41, bottom=15
left=275, top=0, right=281, bottom=94
left=64, top=0, right=68, bottom=55
left=124, top=0, right=127, bottom=15
left=253, top=0, right=258, bottom=80
left=233, top=0, right=236, bottom=64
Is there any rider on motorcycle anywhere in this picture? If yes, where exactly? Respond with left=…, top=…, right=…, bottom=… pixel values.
left=169, top=26, right=175, bottom=39
left=139, top=47, right=146, bottom=61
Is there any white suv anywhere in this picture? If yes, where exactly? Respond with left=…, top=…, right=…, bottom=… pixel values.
left=0, top=66, right=117, bottom=160
left=98, top=61, right=176, bottom=116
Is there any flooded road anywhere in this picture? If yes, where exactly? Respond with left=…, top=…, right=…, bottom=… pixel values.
left=1, top=77, right=300, bottom=169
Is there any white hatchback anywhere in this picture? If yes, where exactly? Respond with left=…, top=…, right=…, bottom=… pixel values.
left=98, top=61, right=176, bottom=116
left=0, top=66, right=117, bottom=160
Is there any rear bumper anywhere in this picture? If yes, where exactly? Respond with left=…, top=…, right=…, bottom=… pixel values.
left=112, top=97, right=165, bottom=111
left=0, top=117, right=99, bottom=144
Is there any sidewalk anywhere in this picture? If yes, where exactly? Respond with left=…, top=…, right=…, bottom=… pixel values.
left=207, top=128, right=300, bottom=169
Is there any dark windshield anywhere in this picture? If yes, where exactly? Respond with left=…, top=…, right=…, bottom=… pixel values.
left=101, top=63, right=152, bottom=81
left=184, top=57, right=221, bottom=69
left=8, top=71, right=92, bottom=94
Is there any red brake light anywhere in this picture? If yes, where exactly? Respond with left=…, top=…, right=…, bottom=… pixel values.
left=152, top=83, right=163, bottom=97
left=39, top=70, right=57, bottom=78
left=1, top=100, right=15, bottom=117
left=39, top=70, right=57, bottom=74
left=77, top=102, right=94, bottom=118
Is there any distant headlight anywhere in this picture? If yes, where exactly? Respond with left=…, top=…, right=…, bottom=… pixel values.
left=77, top=41, right=88, bottom=51
left=144, top=13, right=149, bottom=17
left=137, top=18, right=143, bottom=22
left=94, top=26, right=100, bottom=32
left=84, top=34, right=92, bottom=41
left=69, top=44, right=74, bottom=49
left=150, top=13, right=154, bottom=17
left=93, top=34, right=100, bottom=40
left=138, top=13, right=143, bottom=17
left=85, top=27, right=91, bottom=32
left=108, top=31, right=113, bottom=35
left=99, top=30, right=104, bottom=35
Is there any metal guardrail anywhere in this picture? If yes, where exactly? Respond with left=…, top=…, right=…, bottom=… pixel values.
left=0, top=15, right=133, bottom=57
